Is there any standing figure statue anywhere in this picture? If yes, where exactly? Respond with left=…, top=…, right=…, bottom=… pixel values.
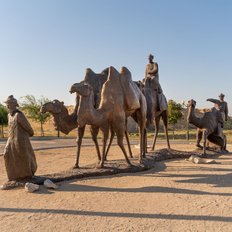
left=207, top=93, right=228, bottom=139
left=218, top=93, right=228, bottom=123
left=3, top=95, right=37, bottom=183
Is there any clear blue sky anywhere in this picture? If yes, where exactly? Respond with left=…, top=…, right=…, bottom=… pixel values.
left=0, top=0, right=231, bottom=113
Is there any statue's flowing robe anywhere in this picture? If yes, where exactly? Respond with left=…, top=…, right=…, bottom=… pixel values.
left=219, top=101, right=228, bottom=122
left=4, top=111, right=37, bottom=181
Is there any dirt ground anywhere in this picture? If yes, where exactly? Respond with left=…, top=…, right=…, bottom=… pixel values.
left=0, top=142, right=232, bottom=232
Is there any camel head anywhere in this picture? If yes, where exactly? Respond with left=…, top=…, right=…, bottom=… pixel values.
left=41, top=100, right=67, bottom=115
left=187, top=99, right=196, bottom=108
left=70, top=82, right=93, bottom=97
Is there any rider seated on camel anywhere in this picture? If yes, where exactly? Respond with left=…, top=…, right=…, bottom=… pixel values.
left=144, top=54, right=164, bottom=111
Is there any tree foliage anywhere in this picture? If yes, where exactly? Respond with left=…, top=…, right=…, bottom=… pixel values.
left=20, top=95, right=51, bottom=136
left=168, top=100, right=183, bottom=124
left=0, top=104, right=8, bottom=138
left=168, top=100, right=183, bottom=139
left=224, top=116, right=232, bottom=130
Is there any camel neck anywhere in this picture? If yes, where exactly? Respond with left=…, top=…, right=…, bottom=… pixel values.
left=52, top=112, right=77, bottom=134
left=187, top=106, right=202, bottom=128
left=77, top=90, right=105, bottom=127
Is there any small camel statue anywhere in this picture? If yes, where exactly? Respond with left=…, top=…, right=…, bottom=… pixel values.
left=187, top=99, right=227, bottom=155
left=70, top=66, right=147, bottom=167
left=43, top=68, right=109, bottom=168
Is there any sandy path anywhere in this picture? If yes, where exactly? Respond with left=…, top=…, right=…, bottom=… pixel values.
left=0, top=143, right=232, bottom=231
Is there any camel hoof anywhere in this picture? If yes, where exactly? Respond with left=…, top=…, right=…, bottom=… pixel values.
left=72, top=164, right=79, bottom=169
left=126, top=162, right=133, bottom=168
left=96, top=163, right=104, bottom=169
left=201, top=153, right=207, bottom=158
left=196, top=144, right=203, bottom=150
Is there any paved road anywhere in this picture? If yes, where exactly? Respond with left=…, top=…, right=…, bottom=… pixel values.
left=0, top=137, right=196, bottom=154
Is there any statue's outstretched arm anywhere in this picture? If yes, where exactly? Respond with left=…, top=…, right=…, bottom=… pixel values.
left=206, top=98, right=220, bottom=105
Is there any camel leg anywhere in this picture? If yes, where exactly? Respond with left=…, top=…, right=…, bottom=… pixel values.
left=125, top=130, right=133, bottom=158
left=114, top=122, right=132, bottom=166
left=98, top=125, right=109, bottom=168
left=202, top=130, right=208, bottom=156
left=196, top=129, right=203, bottom=149
left=144, top=128, right=147, bottom=155
left=117, top=134, right=132, bottom=166
left=105, top=129, right=115, bottom=160
left=73, top=126, right=85, bottom=169
left=162, top=111, right=170, bottom=149
left=151, top=115, right=161, bottom=151
left=90, top=126, right=101, bottom=162
left=223, top=135, right=227, bottom=151
left=138, top=125, right=144, bottom=162
left=142, top=128, right=146, bottom=159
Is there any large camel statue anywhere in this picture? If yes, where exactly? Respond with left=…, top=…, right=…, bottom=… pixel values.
left=41, top=68, right=134, bottom=168
left=104, top=67, right=147, bottom=160
left=187, top=99, right=226, bottom=155
left=70, top=66, right=147, bottom=167
left=41, top=98, right=102, bottom=165
left=136, top=77, right=170, bottom=151
left=41, top=68, right=108, bottom=168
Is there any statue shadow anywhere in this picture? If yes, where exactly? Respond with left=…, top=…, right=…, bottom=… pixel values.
left=150, top=161, right=232, bottom=188
left=56, top=182, right=232, bottom=197
left=173, top=172, right=232, bottom=188
left=0, top=207, right=232, bottom=222
left=55, top=159, right=232, bottom=197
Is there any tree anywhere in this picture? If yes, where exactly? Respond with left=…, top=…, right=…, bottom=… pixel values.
left=0, top=104, right=8, bottom=138
left=224, top=116, right=232, bottom=130
left=168, top=100, right=183, bottom=139
left=20, top=95, right=51, bottom=136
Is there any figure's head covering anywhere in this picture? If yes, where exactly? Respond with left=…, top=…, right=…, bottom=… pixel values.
left=148, top=54, right=154, bottom=60
left=219, top=93, right=225, bottom=98
left=4, top=95, right=19, bottom=106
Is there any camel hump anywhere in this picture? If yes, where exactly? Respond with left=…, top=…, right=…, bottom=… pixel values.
left=85, top=68, right=95, bottom=75
left=108, top=66, right=120, bottom=81
left=101, top=67, right=109, bottom=76
left=85, top=68, right=96, bottom=83
left=119, top=66, right=140, bottom=111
